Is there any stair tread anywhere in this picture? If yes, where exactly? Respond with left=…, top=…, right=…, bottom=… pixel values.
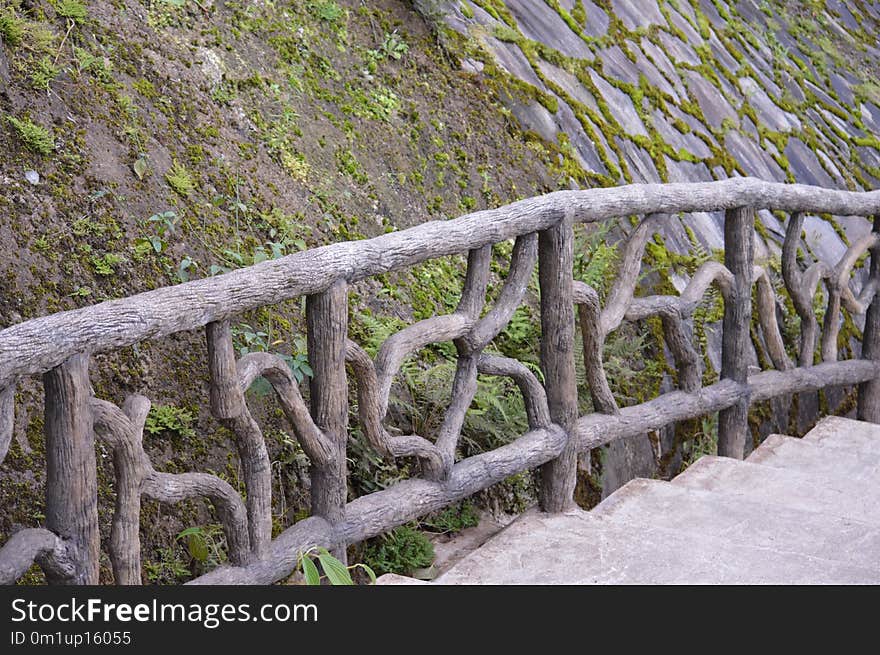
left=434, top=507, right=880, bottom=584
left=593, top=478, right=880, bottom=570
left=674, top=455, right=880, bottom=524
left=746, top=434, right=880, bottom=481
left=803, top=416, right=880, bottom=455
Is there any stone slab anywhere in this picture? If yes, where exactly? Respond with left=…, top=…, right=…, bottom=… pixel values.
left=594, top=478, right=880, bottom=570
left=674, top=455, right=880, bottom=525
left=434, top=506, right=880, bottom=584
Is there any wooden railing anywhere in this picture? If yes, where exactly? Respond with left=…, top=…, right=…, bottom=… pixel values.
left=1, top=178, right=879, bottom=585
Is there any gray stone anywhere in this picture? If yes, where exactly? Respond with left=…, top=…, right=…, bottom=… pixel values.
left=739, top=76, right=799, bottom=132
left=506, top=0, right=593, bottom=60
left=709, top=34, right=739, bottom=75
left=484, top=38, right=546, bottom=90
left=610, top=0, right=664, bottom=30
left=577, top=0, right=610, bottom=38
left=590, top=70, right=647, bottom=136
left=460, top=58, right=484, bottom=74
left=685, top=71, right=738, bottom=129
left=618, top=138, right=660, bottom=183
left=675, top=455, right=880, bottom=525
left=830, top=72, right=855, bottom=107
left=860, top=103, right=880, bottom=134
left=594, top=478, right=880, bottom=571
left=657, top=31, right=700, bottom=66
left=805, top=80, right=846, bottom=115
left=556, top=100, right=607, bottom=175
left=785, top=138, right=837, bottom=188
left=748, top=434, right=880, bottom=482
left=826, top=0, right=862, bottom=32
left=802, top=213, right=846, bottom=264
left=538, top=60, right=599, bottom=113
left=23, top=170, right=40, bottom=185
left=804, top=416, right=880, bottom=455
left=682, top=210, right=725, bottom=249
left=651, top=110, right=711, bottom=159
left=632, top=45, right=680, bottom=100
left=780, top=71, right=806, bottom=103
left=435, top=505, right=880, bottom=584
left=598, top=45, right=641, bottom=86
left=664, top=158, right=713, bottom=183
left=700, top=0, right=727, bottom=29
left=725, top=130, right=785, bottom=181
left=502, top=93, right=558, bottom=143
left=667, top=8, right=703, bottom=46
left=195, top=47, right=225, bottom=87
left=0, top=43, right=9, bottom=87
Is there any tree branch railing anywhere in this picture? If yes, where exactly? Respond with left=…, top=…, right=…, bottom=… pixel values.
left=0, top=177, right=879, bottom=584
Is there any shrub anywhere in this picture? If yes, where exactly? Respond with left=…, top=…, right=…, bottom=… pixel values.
left=361, top=526, right=434, bottom=576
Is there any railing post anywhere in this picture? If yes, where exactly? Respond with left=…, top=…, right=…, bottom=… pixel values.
left=43, top=353, right=99, bottom=584
left=858, top=215, right=880, bottom=423
left=306, top=279, right=349, bottom=561
left=538, top=216, right=579, bottom=512
left=718, top=206, right=755, bottom=459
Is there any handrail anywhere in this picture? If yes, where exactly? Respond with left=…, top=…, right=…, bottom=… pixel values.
left=0, top=178, right=878, bottom=585
left=1, top=177, right=880, bottom=386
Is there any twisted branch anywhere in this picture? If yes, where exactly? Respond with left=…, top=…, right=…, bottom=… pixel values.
left=206, top=321, right=273, bottom=558
left=821, top=232, right=880, bottom=362
left=0, top=528, right=76, bottom=585
left=752, top=265, right=793, bottom=371
left=345, top=339, right=445, bottom=478
left=476, top=354, right=551, bottom=429
left=0, top=383, right=13, bottom=465
left=90, top=395, right=249, bottom=584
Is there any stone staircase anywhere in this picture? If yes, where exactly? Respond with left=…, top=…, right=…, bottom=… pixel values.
left=421, top=416, right=880, bottom=584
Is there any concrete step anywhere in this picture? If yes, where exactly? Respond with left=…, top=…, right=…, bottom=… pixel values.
left=674, top=455, right=880, bottom=524
left=746, top=434, right=880, bottom=482
left=593, top=478, right=880, bottom=570
left=803, top=416, right=880, bottom=456
left=433, top=507, right=880, bottom=584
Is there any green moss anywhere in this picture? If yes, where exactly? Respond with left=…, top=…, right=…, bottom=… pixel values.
left=6, top=115, right=55, bottom=155
left=165, top=161, right=195, bottom=197
left=0, top=8, right=25, bottom=46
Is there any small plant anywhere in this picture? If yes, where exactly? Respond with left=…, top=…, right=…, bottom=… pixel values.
left=6, top=115, right=55, bottom=155
left=361, top=526, right=434, bottom=577
left=30, top=57, right=59, bottom=90
left=177, top=256, right=197, bottom=282
left=135, top=210, right=178, bottom=255
left=54, top=0, right=88, bottom=24
left=367, top=30, right=408, bottom=63
left=144, top=404, right=196, bottom=441
left=144, top=546, right=190, bottom=584
left=165, top=161, right=195, bottom=197
left=91, top=252, right=125, bottom=276
left=0, top=8, right=25, bottom=46
left=420, top=502, right=479, bottom=534
left=308, top=1, right=343, bottom=22
left=177, top=524, right=227, bottom=573
left=297, top=547, right=375, bottom=585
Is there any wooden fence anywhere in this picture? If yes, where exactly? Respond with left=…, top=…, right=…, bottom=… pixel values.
left=1, top=177, right=879, bottom=584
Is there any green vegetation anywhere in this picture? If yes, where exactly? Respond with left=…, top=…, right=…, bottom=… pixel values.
left=165, top=161, right=196, bottom=197
left=361, top=526, right=435, bottom=577
left=6, top=115, right=54, bottom=155
left=144, top=404, right=196, bottom=441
